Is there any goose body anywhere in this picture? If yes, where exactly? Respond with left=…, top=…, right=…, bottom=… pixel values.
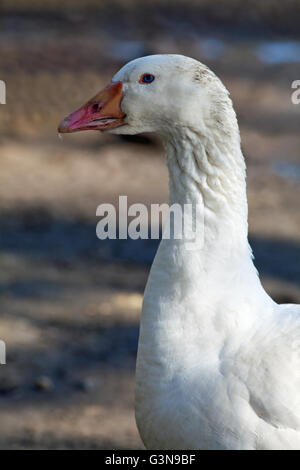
left=59, top=54, right=300, bottom=450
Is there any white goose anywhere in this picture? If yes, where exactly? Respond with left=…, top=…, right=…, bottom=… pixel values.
left=59, top=54, right=300, bottom=450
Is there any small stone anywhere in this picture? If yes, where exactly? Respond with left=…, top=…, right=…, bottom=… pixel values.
left=73, top=377, right=96, bottom=392
left=34, top=376, right=54, bottom=392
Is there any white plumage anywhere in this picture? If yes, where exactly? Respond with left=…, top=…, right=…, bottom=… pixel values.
left=62, top=54, right=300, bottom=450
left=114, top=55, right=300, bottom=450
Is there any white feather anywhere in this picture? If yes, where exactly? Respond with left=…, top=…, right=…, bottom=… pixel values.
left=110, top=54, right=300, bottom=450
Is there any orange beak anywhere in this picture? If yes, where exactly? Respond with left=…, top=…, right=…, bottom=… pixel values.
left=58, top=81, right=126, bottom=133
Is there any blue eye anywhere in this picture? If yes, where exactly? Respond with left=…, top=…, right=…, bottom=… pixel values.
left=139, top=73, right=155, bottom=84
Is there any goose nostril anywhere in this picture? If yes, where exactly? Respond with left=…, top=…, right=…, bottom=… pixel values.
left=92, top=103, right=100, bottom=114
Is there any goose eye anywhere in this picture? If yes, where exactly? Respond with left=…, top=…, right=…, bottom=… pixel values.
left=139, top=73, right=155, bottom=84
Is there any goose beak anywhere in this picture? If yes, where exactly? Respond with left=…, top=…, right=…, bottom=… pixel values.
left=58, top=81, right=126, bottom=133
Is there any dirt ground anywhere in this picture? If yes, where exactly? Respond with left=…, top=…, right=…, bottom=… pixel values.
left=0, top=1, right=299, bottom=449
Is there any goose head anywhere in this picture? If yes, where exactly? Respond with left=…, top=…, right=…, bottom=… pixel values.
left=58, top=54, right=234, bottom=139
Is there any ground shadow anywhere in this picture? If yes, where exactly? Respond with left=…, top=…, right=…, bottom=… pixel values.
left=0, top=211, right=299, bottom=283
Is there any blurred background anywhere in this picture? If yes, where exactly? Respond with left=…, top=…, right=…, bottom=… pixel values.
left=0, top=0, right=299, bottom=449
